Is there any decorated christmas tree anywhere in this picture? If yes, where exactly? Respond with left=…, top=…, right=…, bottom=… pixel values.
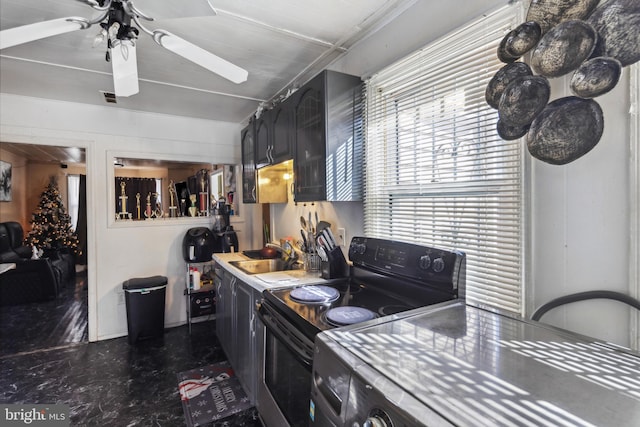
left=26, top=176, right=81, bottom=256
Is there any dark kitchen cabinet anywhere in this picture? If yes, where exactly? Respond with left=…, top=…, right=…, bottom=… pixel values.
left=215, top=269, right=233, bottom=362
left=241, top=121, right=257, bottom=203
left=234, top=279, right=260, bottom=402
left=256, top=104, right=294, bottom=169
left=255, top=111, right=271, bottom=169
left=293, top=70, right=363, bottom=202
left=215, top=268, right=262, bottom=403
left=270, top=103, right=294, bottom=164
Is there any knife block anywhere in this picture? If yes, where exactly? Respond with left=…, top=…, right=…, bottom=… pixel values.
left=321, top=247, right=349, bottom=279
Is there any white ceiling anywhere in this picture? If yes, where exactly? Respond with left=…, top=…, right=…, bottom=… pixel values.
left=0, top=0, right=415, bottom=124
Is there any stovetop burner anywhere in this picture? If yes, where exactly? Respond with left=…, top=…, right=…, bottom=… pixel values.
left=326, top=306, right=377, bottom=326
left=290, top=285, right=340, bottom=304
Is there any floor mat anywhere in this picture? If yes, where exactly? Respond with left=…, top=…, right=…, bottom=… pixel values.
left=178, top=361, right=254, bottom=427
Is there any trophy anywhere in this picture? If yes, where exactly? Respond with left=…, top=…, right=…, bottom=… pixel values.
left=188, top=194, right=198, bottom=217
left=136, top=193, right=141, bottom=220
left=118, top=181, right=129, bottom=220
left=168, top=180, right=178, bottom=218
left=154, top=192, right=164, bottom=218
left=145, top=193, right=152, bottom=218
left=199, top=171, right=208, bottom=216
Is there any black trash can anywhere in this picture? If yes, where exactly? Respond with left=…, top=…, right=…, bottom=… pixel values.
left=122, top=275, right=167, bottom=344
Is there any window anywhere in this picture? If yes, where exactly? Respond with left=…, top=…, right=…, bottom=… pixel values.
left=67, top=174, right=80, bottom=231
left=631, top=62, right=640, bottom=349
left=364, top=4, right=526, bottom=314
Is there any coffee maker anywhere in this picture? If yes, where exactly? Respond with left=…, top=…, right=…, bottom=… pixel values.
left=211, top=198, right=238, bottom=253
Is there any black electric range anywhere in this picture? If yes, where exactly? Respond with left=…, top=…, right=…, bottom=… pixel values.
left=255, top=236, right=466, bottom=427
left=261, top=236, right=466, bottom=341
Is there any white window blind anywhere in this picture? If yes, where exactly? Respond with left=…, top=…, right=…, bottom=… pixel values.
left=364, top=4, right=526, bottom=315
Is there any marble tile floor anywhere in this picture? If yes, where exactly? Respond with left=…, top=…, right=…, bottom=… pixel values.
left=0, top=320, right=262, bottom=426
left=1, top=269, right=88, bottom=357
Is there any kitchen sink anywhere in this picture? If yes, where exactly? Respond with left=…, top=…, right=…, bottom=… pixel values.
left=241, top=250, right=271, bottom=259
left=230, top=259, right=301, bottom=275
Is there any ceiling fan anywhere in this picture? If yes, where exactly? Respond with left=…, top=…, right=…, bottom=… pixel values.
left=0, top=0, right=248, bottom=97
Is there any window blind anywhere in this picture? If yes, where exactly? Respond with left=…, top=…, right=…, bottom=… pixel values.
left=364, top=3, right=526, bottom=314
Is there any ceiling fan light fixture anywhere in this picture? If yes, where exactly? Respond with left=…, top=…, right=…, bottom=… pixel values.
left=110, top=39, right=139, bottom=97
left=92, top=28, right=108, bottom=48
left=152, top=30, right=248, bottom=84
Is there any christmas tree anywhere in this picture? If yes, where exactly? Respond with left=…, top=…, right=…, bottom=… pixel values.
left=26, top=176, right=81, bottom=256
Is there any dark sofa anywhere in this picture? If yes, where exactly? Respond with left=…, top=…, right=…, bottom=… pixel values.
left=0, top=221, right=74, bottom=306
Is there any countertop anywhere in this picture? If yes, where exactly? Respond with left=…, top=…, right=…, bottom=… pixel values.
left=213, top=252, right=335, bottom=292
left=319, top=301, right=640, bottom=426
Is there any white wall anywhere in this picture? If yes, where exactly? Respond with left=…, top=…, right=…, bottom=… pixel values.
left=0, top=93, right=258, bottom=341
left=328, top=0, right=637, bottom=347
left=530, top=75, right=632, bottom=346
left=270, top=200, right=364, bottom=256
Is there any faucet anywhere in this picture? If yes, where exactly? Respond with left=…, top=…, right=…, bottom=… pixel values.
left=266, top=242, right=302, bottom=269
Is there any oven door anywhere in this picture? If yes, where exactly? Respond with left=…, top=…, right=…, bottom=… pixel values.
left=256, top=300, right=316, bottom=427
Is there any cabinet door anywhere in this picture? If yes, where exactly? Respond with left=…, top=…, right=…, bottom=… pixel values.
left=234, top=281, right=257, bottom=401
left=255, top=112, right=271, bottom=168
left=294, top=74, right=326, bottom=202
left=214, top=272, right=226, bottom=345
left=271, top=103, right=293, bottom=164
left=217, top=270, right=235, bottom=363
left=241, top=122, right=257, bottom=203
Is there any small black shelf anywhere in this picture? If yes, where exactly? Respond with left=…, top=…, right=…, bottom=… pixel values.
left=185, top=261, right=216, bottom=334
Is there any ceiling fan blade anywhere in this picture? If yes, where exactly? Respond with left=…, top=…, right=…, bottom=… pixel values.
left=111, top=41, right=139, bottom=97
left=152, top=30, right=248, bottom=84
left=0, top=17, right=90, bottom=50
left=74, top=0, right=100, bottom=7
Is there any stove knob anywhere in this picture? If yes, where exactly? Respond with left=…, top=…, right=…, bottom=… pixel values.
left=432, top=257, right=445, bottom=273
left=419, top=255, right=431, bottom=270
left=355, top=243, right=367, bottom=254
left=363, top=416, right=388, bottom=427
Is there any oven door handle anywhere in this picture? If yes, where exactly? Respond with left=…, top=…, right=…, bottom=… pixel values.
left=257, top=303, right=313, bottom=369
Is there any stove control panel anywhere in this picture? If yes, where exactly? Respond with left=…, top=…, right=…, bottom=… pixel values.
left=349, top=236, right=466, bottom=293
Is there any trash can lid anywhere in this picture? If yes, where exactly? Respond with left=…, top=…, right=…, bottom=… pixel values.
left=123, top=275, right=168, bottom=290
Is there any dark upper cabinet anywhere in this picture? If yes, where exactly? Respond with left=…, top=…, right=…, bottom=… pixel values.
left=241, top=121, right=257, bottom=204
left=255, top=110, right=271, bottom=169
left=245, top=70, right=363, bottom=204
left=270, top=103, right=294, bottom=165
left=294, top=77, right=324, bottom=202
left=256, top=104, right=294, bottom=169
left=293, top=70, right=363, bottom=202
